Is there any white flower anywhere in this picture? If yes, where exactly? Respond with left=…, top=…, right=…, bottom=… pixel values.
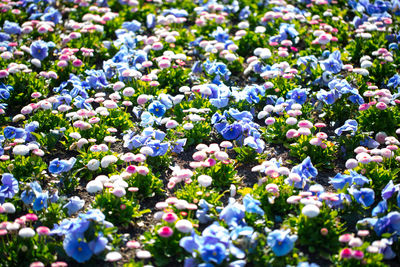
left=87, top=159, right=100, bottom=171
left=2, top=202, right=15, bottom=213
left=105, top=251, right=122, bottom=262
left=13, top=145, right=30, bottom=156
left=183, top=123, right=194, bottom=130
left=136, top=250, right=152, bottom=259
left=198, top=175, right=212, bottom=187
left=18, top=228, right=35, bottom=238
left=86, top=180, right=103, bottom=193
left=175, top=219, right=193, bottom=233
left=302, top=204, right=320, bottom=218
left=101, top=155, right=118, bottom=168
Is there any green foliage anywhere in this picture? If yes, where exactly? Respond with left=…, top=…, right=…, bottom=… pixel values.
left=126, top=171, right=164, bottom=199
left=92, top=190, right=150, bottom=227
left=284, top=207, right=345, bottom=257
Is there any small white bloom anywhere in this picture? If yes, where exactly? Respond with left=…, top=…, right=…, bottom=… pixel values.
left=198, top=175, right=212, bottom=187
left=101, top=155, right=118, bottom=168
left=86, top=180, right=103, bottom=193
left=302, top=204, right=320, bottom=218
left=105, top=251, right=122, bottom=262
left=18, top=227, right=35, bottom=238
left=175, top=219, right=193, bottom=233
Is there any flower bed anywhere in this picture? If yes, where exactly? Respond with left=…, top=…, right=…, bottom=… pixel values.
left=0, top=0, right=400, bottom=266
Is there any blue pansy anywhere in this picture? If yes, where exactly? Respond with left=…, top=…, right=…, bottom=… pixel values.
left=243, top=194, right=264, bottom=216
left=148, top=101, right=166, bottom=117
left=122, top=20, right=141, bottom=32
left=63, top=233, right=93, bottom=263
left=30, top=40, right=49, bottom=60
left=335, top=119, right=358, bottom=136
left=372, top=200, right=388, bottom=216
left=220, top=123, right=243, bottom=140
left=267, top=229, right=297, bottom=256
left=3, top=20, right=21, bottom=35
left=33, top=192, right=49, bottom=211
left=351, top=187, right=375, bottom=207
left=4, top=126, right=26, bottom=139
left=382, top=180, right=397, bottom=200
left=64, top=196, right=85, bottom=215
left=88, top=234, right=108, bottom=254
left=320, top=50, right=343, bottom=73
left=219, top=198, right=245, bottom=227
left=0, top=173, right=18, bottom=202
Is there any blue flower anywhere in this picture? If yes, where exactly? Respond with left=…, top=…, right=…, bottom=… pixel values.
left=171, top=138, right=186, bottom=154
left=196, top=199, right=213, bottom=224
left=200, top=243, right=227, bottom=264
left=243, top=194, right=264, bottom=216
left=148, top=101, right=166, bottom=117
left=30, top=40, right=49, bottom=60
left=79, top=209, right=106, bottom=222
left=267, top=229, right=297, bottom=256
left=227, top=108, right=253, bottom=121
left=239, top=6, right=251, bottom=20
left=317, top=89, right=336, bottom=105
left=387, top=74, right=400, bottom=88
left=292, top=157, right=318, bottom=180
left=33, top=192, right=49, bottom=211
left=88, top=234, right=108, bottom=254
left=320, top=50, right=343, bottom=73
left=85, top=70, right=108, bottom=89
left=211, top=27, right=229, bottom=43
left=146, top=140, right=168, bottom=157
left=0, top=173, right=18, bottom=201
left=3, top=20, right=21, bottom=35
left=220, top=123, right=243, bottom=140
left=334, top=119, right=358, bottom=136
left=220, top=198, right=245, bottom=228
left=122, top=20, right=141, bottom=32
left=351, top=188, right=375, bottom=207
left=64, top=196, right=85, bottom=215
left=63, top=234, right=93, bottom=263
left=3, top=126, right=26, bottom=139
left=41, top=7, right=62, bottom=24
left=382, top=180, right=397, bottom=200
left=48, top=158, right=76, bottom=174
left=146, top=14, right=156, bottom=29
left=372, top=200, right=388, bottom=216
left=287, top=88, right=307, bottom=104
left=349, top=170, right=370, bottom=187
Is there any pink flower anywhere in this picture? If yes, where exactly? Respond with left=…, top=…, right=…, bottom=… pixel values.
left=126, top=165, right=137, bottom=174
left=339, top=234, right=353, bottom=243
left=352, top=250, right=364, bottom=260
left=286, top=129, right=299, bottom=139
left=137, top=95, right=148, bottom=105
left=265, top=117, right=275, bottom=125
left=340, top=248, right=353, bottom=259
left=376, top=102, right=387, bottom=110
left=157, top=226, right=173, bottom=237
left=72, top=59, right=83, bottom=67
left=162, top=212, right=178, bottom=223
left=137, top=166, right=149, bottom=176
left=193, top=151, right=207, bottom=161
left=36, top=226, right=50, bottom=236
